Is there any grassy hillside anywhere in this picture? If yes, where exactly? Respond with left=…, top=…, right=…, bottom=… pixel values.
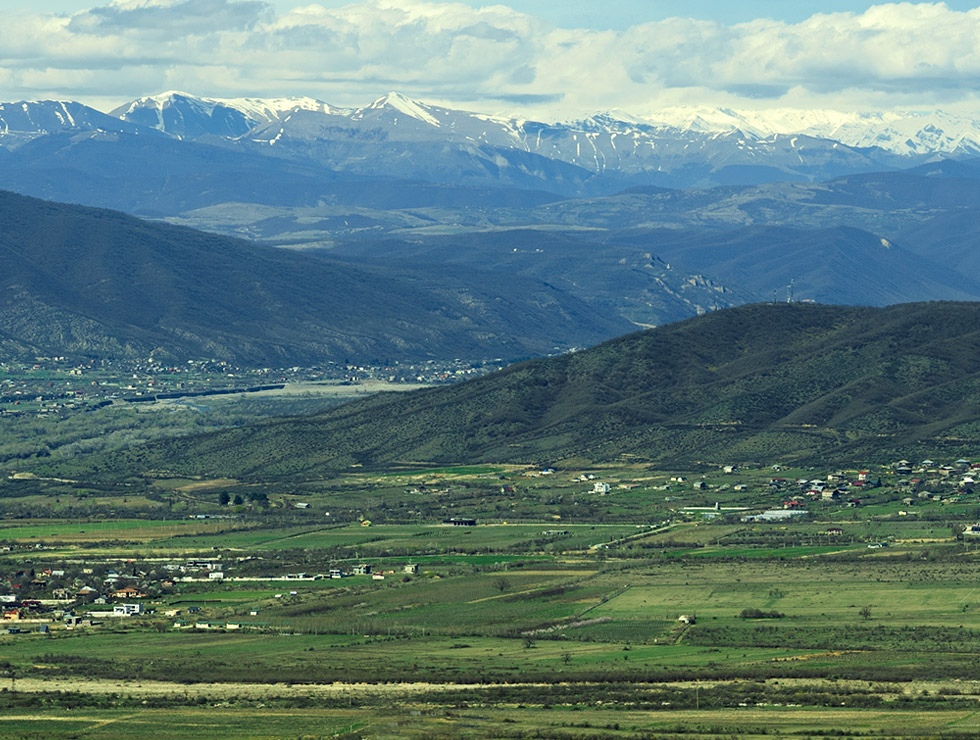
left=97, top=301, right=980, bottom=479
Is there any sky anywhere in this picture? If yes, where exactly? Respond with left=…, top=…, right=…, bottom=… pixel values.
left=5, top=0, right=980, bottom=119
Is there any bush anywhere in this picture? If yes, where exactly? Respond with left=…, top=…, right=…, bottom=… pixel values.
left=738, top=608, right=785, bottom=619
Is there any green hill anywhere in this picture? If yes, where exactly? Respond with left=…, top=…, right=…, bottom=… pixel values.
left=103, top=301, right=980, bottom=478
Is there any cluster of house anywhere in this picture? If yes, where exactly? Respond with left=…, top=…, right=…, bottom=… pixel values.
left=523, top=469, right=556, bottom=478
left=0, top=547, right=434, bottom=636
left=0, top=559, right=208, bottom=632
left=2, top=596, right=149, bottom=634
left=328, top=563, right=419, bottom=581
left=767, top=473, right=873, bottom=508
left=891, top=459, right=980, bottom=497
left=0, top=555, right=241, bottom=624
left=734, top=458, right=980, bottom=522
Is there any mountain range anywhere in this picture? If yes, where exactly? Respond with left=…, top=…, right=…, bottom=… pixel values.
left=97, top=301, right=980, bottom=479
left=1, top=91, right=977, bottom=201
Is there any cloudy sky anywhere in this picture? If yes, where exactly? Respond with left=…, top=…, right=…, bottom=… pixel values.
left=5, top=0, right=980, bottom=119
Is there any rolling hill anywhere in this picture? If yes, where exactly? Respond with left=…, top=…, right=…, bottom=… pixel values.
left=104, top=301, right=980, bottom=478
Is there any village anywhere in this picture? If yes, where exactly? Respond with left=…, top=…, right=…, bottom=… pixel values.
left=0, top=549, right=428, bottom=635
left=5, top=455, right=980, bottom=638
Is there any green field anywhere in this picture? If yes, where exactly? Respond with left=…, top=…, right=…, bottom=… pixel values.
left=4, top=704, right=980, bottom=740
left=0, top=518, right=244, bottom=543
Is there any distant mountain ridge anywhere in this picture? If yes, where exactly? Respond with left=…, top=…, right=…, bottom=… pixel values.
left=0, top=189, right=634, bottom=364
left=329, top=223, right=980, bottom=315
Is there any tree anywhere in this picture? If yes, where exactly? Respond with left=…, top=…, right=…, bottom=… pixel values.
left=493, top=576, right=511, bottom=592
left=218, top=491, right=230, bottom=506
left=859, top=605, right=872, bottom=620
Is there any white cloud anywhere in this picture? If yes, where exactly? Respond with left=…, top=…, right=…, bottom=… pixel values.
left=2, top=0, right=980, bottom=117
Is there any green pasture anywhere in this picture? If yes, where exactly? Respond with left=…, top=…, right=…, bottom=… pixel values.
left=0, top=708, right=368, bottom=740
left=664, top=543, right=867, bottom=558
left=10, top=457, right=980, bottom=739
left=590, top=559, right=980, bottom=624
left=11, top=556, right=980, bottom=683
left=143, top=524, right=340, bottom=550
left=2, top=704, right=980, bottom=740
left=144, top=522, right=643, bottom=554
left=0, top=519, right=240, bottom=543
left=0, top=627, right=839, bottom=686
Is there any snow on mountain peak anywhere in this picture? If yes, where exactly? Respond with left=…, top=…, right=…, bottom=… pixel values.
left=632, top=106, right=980, bottom=156
left=112, top=91, right=219, bottom=130
left=111, top=92, right=343, bottom=140
left=125, top=91, right=202, bottom=111
left=366, top=92, right=441, bottom=127
left=213, top=96, right=340, bottom=122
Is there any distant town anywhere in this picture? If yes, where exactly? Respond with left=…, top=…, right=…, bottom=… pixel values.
left=0, top=355, right=511, bottom=418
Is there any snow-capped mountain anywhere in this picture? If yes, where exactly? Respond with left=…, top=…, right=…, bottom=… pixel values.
left=111, top=91, right=342, bottom=140
left=348, top=92, right=528, bottom=145
left=530, top=113, right=896, bottom=182
left=240, top=92, right=594, bottom=193
left=0, top=100, right=153, bottom=147
left=632, top=107, right=980, bottom=158
left=229, top=91, right=904, bottom=188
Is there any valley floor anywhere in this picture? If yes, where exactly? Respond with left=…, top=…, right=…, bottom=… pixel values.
left=4, top=460, right=980, bottom=738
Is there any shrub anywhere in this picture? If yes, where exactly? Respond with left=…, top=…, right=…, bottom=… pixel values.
left=738, top=608, right=785, bottom=619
